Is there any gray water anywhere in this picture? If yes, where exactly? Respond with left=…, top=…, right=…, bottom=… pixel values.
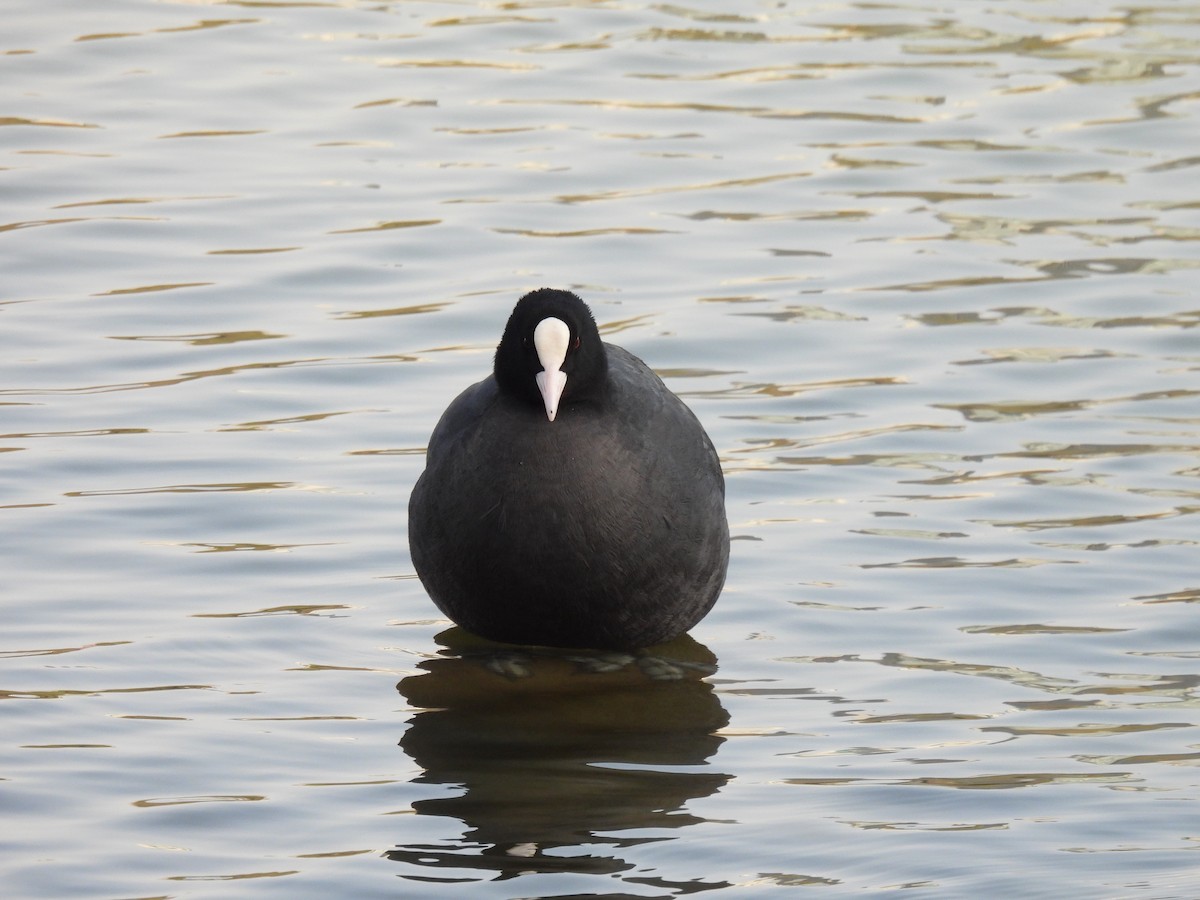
left=3, top=1, right=1199, bottom=897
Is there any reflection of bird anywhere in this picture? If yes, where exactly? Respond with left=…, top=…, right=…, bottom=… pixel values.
left=390, top=632, right=730, bottom=878
left=408, top=288, right=730, bottom=650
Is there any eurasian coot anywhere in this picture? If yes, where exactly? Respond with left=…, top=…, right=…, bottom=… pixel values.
left=408, top=288, right=729, bottom=650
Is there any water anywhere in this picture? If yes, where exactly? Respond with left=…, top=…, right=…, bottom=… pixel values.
left=3, top=1, right=1198, bottom=896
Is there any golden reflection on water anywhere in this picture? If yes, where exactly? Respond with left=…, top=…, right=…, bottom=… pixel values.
left=111, top=330, right=286, bottom=345
left=63, top=481, right=304, bottom=496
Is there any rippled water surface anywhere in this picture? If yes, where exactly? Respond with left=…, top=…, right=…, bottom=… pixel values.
left=3, top=1, right=1199, bottom=897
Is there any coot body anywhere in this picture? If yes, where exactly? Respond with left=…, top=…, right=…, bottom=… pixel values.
left=408, top=289, right=729, bottom=650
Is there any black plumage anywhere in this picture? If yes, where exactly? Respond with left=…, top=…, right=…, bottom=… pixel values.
left=408, top=288, right=729, bottom=650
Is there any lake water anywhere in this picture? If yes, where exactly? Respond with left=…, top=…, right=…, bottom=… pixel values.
left=3, top=1, right=1199, bottom=897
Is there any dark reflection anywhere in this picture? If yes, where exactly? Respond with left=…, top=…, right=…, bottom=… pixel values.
left=389, top=628, right=730, bottom=882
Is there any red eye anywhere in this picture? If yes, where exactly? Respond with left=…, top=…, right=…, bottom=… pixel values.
left=571, top=336, right=581, bottom=351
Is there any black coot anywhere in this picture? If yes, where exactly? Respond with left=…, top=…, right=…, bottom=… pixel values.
left=408, top=288, right=729, bottom=650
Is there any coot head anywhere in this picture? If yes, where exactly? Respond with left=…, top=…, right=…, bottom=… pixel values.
left=493, top=288, right=608, bottom=421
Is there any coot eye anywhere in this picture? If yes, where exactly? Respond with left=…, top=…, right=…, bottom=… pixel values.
left=571, top=336, right=581, bottom=352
